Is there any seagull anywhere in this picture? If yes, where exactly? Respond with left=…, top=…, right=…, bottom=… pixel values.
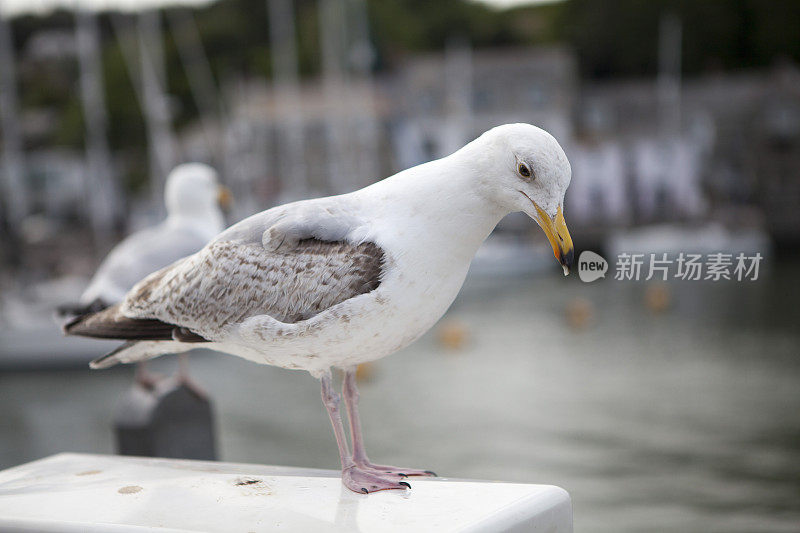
left=59, top=163, right=231, bottom=383
left=64, top=124, right=574, bottom=493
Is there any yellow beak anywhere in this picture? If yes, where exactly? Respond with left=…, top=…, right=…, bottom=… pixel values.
left=533, top=204, right=574, bottom=275
left=217, top=185, right=233, bottom=210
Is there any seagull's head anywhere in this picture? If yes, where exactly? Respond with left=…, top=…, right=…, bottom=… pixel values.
left=164, top=162, right=232, bottom=217
left=468, top=123, right=574, bottom=274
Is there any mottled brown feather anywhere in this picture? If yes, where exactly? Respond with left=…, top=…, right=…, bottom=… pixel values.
left=119, top=238, right=385, bottom=337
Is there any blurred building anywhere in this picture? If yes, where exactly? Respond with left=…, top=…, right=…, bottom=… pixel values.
left=182, top=45, right=577, bottom=217
left=569, top=61, right=800, bottom=244
left=192, top=77, right=393, bottom=218
left=180, top=46, right=800, bottom=246
left=5, top=27, right=800, bottom=252
left=395, top=46, right=576, bottom=167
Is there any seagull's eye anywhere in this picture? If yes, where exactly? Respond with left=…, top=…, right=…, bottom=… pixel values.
left=517, top=162, right=532, bottom=179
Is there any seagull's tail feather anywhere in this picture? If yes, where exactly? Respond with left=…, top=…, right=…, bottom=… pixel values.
left=54, top=298, right=109, bottom=330
left=62, top=304, right=209, bottom=343
left=90, top=340, right=193, bottom=369
left=90, top=342, right=138, bottom=369
left=61, top=303, right=210, bottom=370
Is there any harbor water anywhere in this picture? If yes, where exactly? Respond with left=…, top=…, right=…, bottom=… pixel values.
left=1, top=259, right=799, bottom=532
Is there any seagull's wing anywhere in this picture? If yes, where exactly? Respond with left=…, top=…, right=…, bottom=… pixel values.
left=80, top=222, right=214, bottom=305
left=65, top=199, right=384, bottom=342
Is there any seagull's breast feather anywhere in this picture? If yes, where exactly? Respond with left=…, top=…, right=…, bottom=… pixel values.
left=66, top=199, right=385, bottom=343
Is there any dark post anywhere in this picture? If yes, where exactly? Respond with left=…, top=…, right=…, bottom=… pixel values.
left=114, top=378, right=217, bottom=461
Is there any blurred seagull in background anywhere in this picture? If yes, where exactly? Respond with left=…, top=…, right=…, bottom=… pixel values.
left=59, top=162, right=231, bottom=385
left=64, top=124, right=574, bottom=493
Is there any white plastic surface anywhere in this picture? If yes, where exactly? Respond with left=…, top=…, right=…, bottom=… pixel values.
left=0, top=453, right=572, bottom=532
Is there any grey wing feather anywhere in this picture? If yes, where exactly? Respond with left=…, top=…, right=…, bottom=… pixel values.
left=120, top=199, right=383, bottom=336
left=219, top=195, right=364, bottom=247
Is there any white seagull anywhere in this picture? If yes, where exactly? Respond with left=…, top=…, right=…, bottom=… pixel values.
left=64, top=124, right=574, bottom=493
left=59, top=163, right=231, bottom=381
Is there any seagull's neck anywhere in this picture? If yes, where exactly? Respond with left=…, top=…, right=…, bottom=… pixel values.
left=358, top=155, right=506, bottom=265
left=166, top=208, right=225, bottom=239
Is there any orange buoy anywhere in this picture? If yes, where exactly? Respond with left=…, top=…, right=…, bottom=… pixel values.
left=565, top=297, right=594, bottom=330
left=436, top=319, right=468, bottom=351
left=644, top=283, right=671, bottom=313
left=355, top=362, right=375, bottom=382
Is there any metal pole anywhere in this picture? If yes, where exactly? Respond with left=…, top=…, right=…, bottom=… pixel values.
left=138, top=9, right=174, bottom=216
left=267, top=0, right=307, bottom=199
left=318, top=0, right=350, bottom=193
left=76, top=6, right=117, bottom=248
left=657, top=12, right=682, bottom=138
left=349, top=0, right=379, bottom=185
left=0, top=12, right=28, bottom=229
left=110, top=12, right=174, bottom=219
left=657, top=12, right=682, bottom=218
left=166, top=9, right=224, bottom=166
left=442, top=36, right=472, bottom=157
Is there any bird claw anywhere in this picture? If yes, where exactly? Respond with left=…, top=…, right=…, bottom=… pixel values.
left=342, top=466, right=413, bottom=494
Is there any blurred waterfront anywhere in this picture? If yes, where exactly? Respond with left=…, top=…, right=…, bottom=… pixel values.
left=1, top=0, right=800, bottom=531
left=2, top=0, right=800, bottom=261
left=2, top=258, right=800, bottom=532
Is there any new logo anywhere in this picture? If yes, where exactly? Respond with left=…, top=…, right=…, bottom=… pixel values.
left=578, top=251, right=608, bottom=282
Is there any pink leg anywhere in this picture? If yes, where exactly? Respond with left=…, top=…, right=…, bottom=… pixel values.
left=320, top=371, right=410, bottom=493
left=342, top=369, right=437, bottom=478
left=135, top=361, right=162, bottom=389
left=176, top=353, right=207, bottom=399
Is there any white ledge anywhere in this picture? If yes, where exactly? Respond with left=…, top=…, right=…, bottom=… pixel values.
left=0, top=453, right=572, bottom=532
